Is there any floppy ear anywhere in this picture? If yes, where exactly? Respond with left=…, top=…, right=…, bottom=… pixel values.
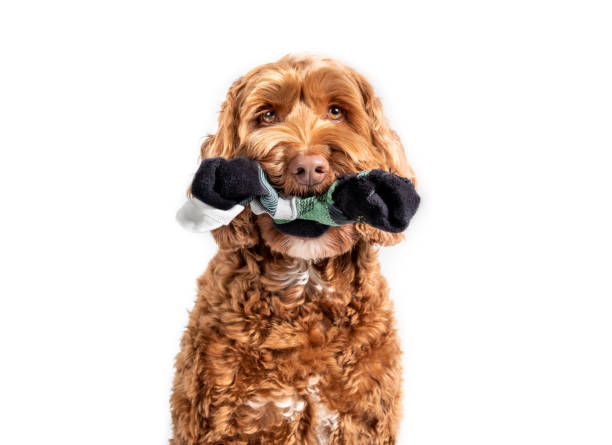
left=200, top=75, right=248, bottom=159
left=351, top=71, right=419, bottom=246
left=193, top=75, right=261, bottom=250
left=353, top=72, right=417, bottom=187
left=209, top=207, right=260, bottom=251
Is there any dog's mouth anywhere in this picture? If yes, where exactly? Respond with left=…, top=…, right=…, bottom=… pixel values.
left=268, top=171, right=353, bottom=238
left=270, top=184, right=333, bottom=238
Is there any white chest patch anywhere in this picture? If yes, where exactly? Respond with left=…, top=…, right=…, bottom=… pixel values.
left=307, top=375, right=339, bottom=445
left=267, top=260, right=335, bottom=294
left=246, top=393, right=306, bottom=420
left=244, top=376, right=339, bottom=444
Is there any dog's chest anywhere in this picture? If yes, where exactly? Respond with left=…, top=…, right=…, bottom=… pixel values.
left=244, top=374, right=339, bottom=444
left=251, top=261, right=354, bottom=443
left=262, top=259, right=345, bottom=316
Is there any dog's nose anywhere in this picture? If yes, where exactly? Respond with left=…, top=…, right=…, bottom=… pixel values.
left=288, top=154, right=329, bottom=186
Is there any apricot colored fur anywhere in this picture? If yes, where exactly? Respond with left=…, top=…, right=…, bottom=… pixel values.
left=171, top=54, right=417, bottom=444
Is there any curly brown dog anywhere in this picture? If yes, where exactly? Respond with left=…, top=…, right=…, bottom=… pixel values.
left=170, top=54, right=418, bottom=444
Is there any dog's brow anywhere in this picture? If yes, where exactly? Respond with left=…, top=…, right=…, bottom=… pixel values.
left=249, top=75, right=300, bottom=108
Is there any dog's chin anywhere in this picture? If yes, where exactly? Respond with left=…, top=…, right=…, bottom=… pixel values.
left=257, top=215, right=357, bottom=260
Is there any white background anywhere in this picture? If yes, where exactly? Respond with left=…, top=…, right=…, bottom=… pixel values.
left=1, top=1, right=611, bottom=444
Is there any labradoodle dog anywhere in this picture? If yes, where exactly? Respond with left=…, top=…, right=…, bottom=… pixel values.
left=170, top=54, right=419, bottom=445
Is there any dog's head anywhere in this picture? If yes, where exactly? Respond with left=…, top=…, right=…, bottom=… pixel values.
left=201, top=54, right=416, bottom=259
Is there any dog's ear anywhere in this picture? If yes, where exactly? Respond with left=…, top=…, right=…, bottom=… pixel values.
left=352, top=71, right=417, bottom=187
left=350, top=71, right=418, bottom=246
left=195, top=75, right=261, bottom=250
left=210, top=207, right=260, bottom=251
left=200, top=75, right=248, bottom=159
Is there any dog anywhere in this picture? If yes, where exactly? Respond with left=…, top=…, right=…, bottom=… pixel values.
left=170, top=54, right=418, bottom=444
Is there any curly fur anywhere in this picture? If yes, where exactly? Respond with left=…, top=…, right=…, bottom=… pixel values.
left=171, top=54, right=418, bottom=444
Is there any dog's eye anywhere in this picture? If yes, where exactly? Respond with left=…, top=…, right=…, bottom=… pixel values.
left=260, top=110, right=276, bottom=124
left=328, top=105, right=343, bottom=121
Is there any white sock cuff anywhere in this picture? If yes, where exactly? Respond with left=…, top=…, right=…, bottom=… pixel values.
left=176, top=198, right=245, bottom=232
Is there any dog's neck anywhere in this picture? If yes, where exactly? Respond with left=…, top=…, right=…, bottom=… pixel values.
left=221, top=240, right=388, bottom=321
